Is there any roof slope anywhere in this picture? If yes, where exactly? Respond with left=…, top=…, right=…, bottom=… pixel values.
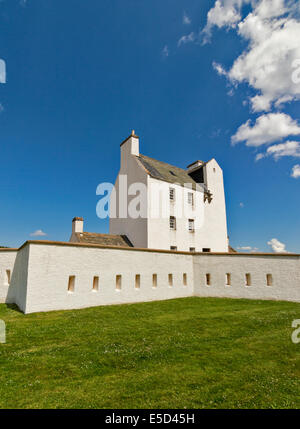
left=136, top=154, right=204, bottom=190
left=74, top=232, right=133, bottom=247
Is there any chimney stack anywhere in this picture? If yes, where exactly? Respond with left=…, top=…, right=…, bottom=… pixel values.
left=72, top=217, right=84, bottom=234
left=120, top=130, right=139, bottom=170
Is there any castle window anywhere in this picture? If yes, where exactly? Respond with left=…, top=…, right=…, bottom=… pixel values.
left=168, top=274, right=173, bottom=287
left=170, top=246, right=177, bottom=251
left=206, top=273, right=211, bottom=286
left=135, top=274, right=141, bottom=289
left=202, top=248, right=211, bottom=253
left=226, top=273, right=231, bottom=286
left=188, top=192, right=194, bottom=206
left=170, top=216, right=176, bottom=230
left=188, top=219, right=195, bottom=232
left=169, top=188, right=175, bottom=201
left=92, top=276, right=99, bottom=291
left=183, top=273, right=187, bottom=286
left=116, top=275, right=122, bottom=290
left=5, top=270, right=11, bottom=285
left=190, top=247, right=196, bottom=252
left=245, top=273, right=251, bottom=287
left=266, top=274, right=273, bottom=286
left=68, top=276, right=75, bottom=293
left=152, top=274, right=157, bottom=288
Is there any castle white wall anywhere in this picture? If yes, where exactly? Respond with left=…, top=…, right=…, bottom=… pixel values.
left=193, top=253, right=300, bottom=303
left=0, top=250, right=17, bottom=303
left=24, top=243, right=194, bottom=314
left=1, top=242, right=299, bottom=314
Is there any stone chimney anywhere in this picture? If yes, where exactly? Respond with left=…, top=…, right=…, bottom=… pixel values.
left=120, top=130, right=139, bottom=170
left=72, top=217, right=84, bottom=234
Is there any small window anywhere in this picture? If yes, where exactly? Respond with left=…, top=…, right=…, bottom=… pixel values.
left=92, top=276, right=99, bottom=291
left=183, top=273, right=187, bottom=286
left=152, top=274, right=157, bottom=288
left=188, top=192, right=194, bottom=206
left=68, top=275, right=75, bottom=293
left=116, top=275, right=122, bottom=290
left=135, top=274, right=141, bottom=289
left=170, top=246, right=177, bottom=251
left=226, top=273, right=231, bottom=286
left=266, top=274, right=273, bottom=286
left=202, top=248, right=211, bottom=253
left=5, top=270, right=11, bottom=285
left=168, top=274, right=173, bottom=287
left=206, top=273, right=211, bottom=286
left=169, top=188, right=175, bottom=201
left=189, top=247, right=196, bottom=252
left=188, top=219, right=195, bottom=232
left=170, top=216, right=176, bottom=230
left=245, top=273, right=251, bottom=287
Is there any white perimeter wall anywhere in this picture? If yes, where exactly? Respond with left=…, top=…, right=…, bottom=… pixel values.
left=193, top=253, right=300, bottom=303
left=1, top=243, right=299, bottom=314
left=25, top=243, right=194, bottom=314
left=0, top=250, right=17, bottom=303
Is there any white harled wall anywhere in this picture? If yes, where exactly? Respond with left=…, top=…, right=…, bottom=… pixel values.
left=1, top=242, right=299, bottom=314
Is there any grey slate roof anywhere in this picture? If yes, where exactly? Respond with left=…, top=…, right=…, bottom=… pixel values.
left=136, top=154, right=205, bottom=190
left=74, top=232, right=133, bottom=247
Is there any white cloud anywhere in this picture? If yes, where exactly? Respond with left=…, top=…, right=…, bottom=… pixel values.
left=162, top=45, right=169, bottom=57
left=231, top=113, right=300, bottom=146
left=239, top=202, right=244, bottom=207
left=204, top=0, right=300, bottom=111
left=291, top=164, right=300, bottom=178
left=212, top=61, right=227, bottom=76
left=267, top=238, right=287, bottom=253
left=30, top=229, right=47, bottom=237
left=256, top=140, right=300, bottom=161
left=183, top=12, right=191, bottom=25
left=237, top=245, right=259, bottom=252
left=178, top=32, right=195, bottom=46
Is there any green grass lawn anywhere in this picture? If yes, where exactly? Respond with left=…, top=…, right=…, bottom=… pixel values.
left=0, top=297, right=299, bottom=409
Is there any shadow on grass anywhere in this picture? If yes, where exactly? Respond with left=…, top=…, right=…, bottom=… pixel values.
left=5, top=303, right=23, bottom=314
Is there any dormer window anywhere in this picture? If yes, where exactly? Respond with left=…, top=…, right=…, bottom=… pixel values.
left=170, top=216, right=176, bottom=230
left=169, top=188, right=175, bottom=202
left=188, top=219, right=195, bottom=232
left=188, top=192, right=194, bottom=206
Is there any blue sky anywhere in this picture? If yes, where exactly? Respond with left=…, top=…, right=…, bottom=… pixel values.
left=0, top=0, right=299, bottom=252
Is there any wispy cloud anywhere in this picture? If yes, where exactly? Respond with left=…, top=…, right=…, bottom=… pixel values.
left=162, top=45, right=169, bottom=58
left=178, top=32, right=195, bottom=47
left=30, top=229, right=47, bottom=237
left=237, top=246, right=258, bottom=252
left=183, top=12, right=191, bottom=25
left=267, top=238, right=287, bottom=253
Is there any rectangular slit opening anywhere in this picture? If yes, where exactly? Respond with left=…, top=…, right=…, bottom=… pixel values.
left=135, top=274, right=140, bottom=289
left=245, top=273, right=251, bottom=287
left=226, top=273, right=231, bottom=286
left=5, top=270, right=11, bottom=285
left=168, top=274, right=173, bottom=287
left=152, top=274, right=157, bottom=288
left=266, top=274, right=273, bottom=286
left=68, top=275, right=75, bottom=293
left=206, top=273, right=211, bottom=286
left=93, top=276, right=99, bottom=291
left=116, top=275, right=122, bottom=290
left=183, top=273, right=187, bottom=286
